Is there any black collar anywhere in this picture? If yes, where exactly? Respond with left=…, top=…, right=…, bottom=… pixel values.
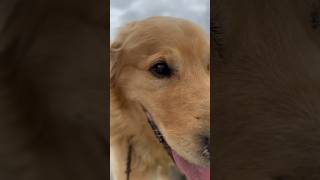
left=125, top=104, right=174, bottom=180
left=141, top=105, right=174, bottom=160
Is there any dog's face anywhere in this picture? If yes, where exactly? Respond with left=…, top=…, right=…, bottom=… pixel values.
left=111, top=17, right=210, bottom=167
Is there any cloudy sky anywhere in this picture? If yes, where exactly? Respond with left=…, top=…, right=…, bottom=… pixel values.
left=110, top=0, right=210, bottom=39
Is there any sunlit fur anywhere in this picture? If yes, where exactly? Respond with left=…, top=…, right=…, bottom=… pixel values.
left=110, top=16, right=210, bottom=180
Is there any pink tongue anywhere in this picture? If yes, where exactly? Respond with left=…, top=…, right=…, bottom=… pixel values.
left=172, top=151, right=210, bottom=180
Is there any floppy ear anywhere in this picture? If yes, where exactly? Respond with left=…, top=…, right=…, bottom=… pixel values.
left=110, top=21, right=139, bottom=88
left=110, top=41, right=121, bottom=88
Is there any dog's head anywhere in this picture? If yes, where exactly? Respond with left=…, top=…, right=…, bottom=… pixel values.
left=111, top=16, right=210, bottom=178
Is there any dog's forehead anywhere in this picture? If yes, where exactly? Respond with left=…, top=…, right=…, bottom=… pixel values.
left=113, top=17, right=210, bottom=70
left=130, top=17, right=209, bottom=48
left=139, top=17, right=205, bottom=35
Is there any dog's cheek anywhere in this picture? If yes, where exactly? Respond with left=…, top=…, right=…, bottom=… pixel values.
left=116, top=72, right=147, bottom=100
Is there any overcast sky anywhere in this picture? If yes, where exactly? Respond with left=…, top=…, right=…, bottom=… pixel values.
left=110, top=0, right=210, bottom=39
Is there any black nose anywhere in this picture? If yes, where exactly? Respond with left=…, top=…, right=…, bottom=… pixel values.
left=200, top=135, right=210, bottom=159
left=202, top=135, right=209, bottom=147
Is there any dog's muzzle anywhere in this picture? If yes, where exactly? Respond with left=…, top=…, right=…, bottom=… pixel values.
left=140, top=104, right=210, bottom=180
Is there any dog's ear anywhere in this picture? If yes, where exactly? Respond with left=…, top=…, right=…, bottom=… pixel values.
left=110, top=22, right=139, bottom=88
left=110, top=41, right=121, bottom=87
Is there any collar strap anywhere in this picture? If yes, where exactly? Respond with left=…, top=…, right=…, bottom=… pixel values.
left=142, top=106, right=174, bottom=161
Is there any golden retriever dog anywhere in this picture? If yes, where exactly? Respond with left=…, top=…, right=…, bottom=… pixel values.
left=110, top=16, right=210, bottom=180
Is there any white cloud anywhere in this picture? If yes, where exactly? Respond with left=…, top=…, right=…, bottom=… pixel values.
left=110, top=0, right=210, bottom=39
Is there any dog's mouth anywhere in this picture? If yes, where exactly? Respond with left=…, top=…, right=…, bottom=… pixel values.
left=141, top=105, right=210, bottom=180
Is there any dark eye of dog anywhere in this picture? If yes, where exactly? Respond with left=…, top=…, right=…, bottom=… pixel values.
left=149, top=61, right=172, bottom=78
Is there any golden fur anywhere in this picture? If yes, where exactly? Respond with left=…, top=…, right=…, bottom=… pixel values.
left=110, top=16, right=210, bottom=180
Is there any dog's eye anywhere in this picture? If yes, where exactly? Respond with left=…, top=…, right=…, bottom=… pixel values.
left=149, top=61, right=172, bottom=78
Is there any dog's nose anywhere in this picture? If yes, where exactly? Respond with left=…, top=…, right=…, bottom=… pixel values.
left=202, top=135, right=209, bottom=147
left=200, top=135, right=210, bottom=159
